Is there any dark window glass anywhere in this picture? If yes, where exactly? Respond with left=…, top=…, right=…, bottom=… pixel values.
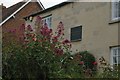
left=71, top=26, right=82, bottom=41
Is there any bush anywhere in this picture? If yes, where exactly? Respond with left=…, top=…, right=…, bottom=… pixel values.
left=79, top=51, right=97, bottom=70
left=2, top=17, right=85, bottom=79
left=96, top=57, right=119, bottom=78
left=73, top=51, right=97, bottom=77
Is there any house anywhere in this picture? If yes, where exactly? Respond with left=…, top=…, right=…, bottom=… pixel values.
left=24, top=1, right=120, bottom=66
left=0, top=0, right=44, bottom=44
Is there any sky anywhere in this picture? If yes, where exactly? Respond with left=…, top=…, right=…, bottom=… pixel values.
left=0, top=0, right=67, bottom=8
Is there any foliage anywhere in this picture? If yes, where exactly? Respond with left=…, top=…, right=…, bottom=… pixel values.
left=96, top=56, right=119, bottom=78
left=73, top=51, right=97, bottom=77
left=3, top=15, right=118, bottom=79
left=2, top=16, right=85, bottom=79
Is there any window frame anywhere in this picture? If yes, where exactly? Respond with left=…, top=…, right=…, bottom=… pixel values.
left=42, top=15, right=52, bottom=28
left=110, top=47, right=120, bottom=66
left=111, top=0, right=120, bottom=21
left=70, top=26, right=82, bottom=42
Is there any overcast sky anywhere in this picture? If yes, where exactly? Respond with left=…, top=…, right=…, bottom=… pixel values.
left=0, top=0, right=67, bottom=8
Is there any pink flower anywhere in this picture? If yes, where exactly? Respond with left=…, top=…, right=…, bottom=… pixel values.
left=62, top=39, right=72, bottom=48
left=40, top=25, right=52, bottom=37
left=58, top=21, right=64, bottom=30
left=56, top=21, right=64, bottom=37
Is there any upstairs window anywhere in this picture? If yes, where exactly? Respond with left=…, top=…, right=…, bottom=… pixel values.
left=111, top=47, right=120, bottom=66
left=71, top=26, right=82, bottom=41
left=42, top=15, right=52, bottom=28
left=112, top=0, right=120, bottom=20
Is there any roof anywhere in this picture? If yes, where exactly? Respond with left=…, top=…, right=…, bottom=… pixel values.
left=2, top=2, right=25, bottom=21
left=24, top=2, right=72, bottom=19
left=0, top=0, right=44, bottom=26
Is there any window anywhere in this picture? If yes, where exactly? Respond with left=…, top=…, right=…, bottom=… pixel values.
left=112, top=0, right=120, bottom=20
left=111, top=47, right=120, bottom=66
left=42, top=15, right=52, bottom=28
left=71, top=26, right=82, bottom=41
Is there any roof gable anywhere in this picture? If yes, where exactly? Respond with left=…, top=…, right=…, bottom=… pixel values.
left=2, top=2, right=25, bottom=21
left=0, top=0, right=44, bottom=26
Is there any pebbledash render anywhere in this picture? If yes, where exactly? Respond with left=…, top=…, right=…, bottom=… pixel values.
left=24, top=2, right=120, bottom=66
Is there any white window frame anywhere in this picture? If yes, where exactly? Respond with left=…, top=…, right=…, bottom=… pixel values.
left=111, top=0, right=120, bottom=21
left=110, top=47, right=120, bottom=66
left=42, top=15, right=52, bottom=28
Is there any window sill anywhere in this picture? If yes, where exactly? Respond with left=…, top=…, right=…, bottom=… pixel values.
left=71, top=39, right=81, bottom=42
left=109, top=19, right=120, bottom=24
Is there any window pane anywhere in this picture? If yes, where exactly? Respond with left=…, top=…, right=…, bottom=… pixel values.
left=113, top=49, right=117, bottom=56
left=44, top=19, right=46, bottom=23
left=42, top=16, right=52, bottom=28
left=116, top=1, right=120, bottom=17
left=112, top=1, right=120, bottom=19
left=113, top=57, right=117, bottom=64
left=71, top=26, right=82, bottom=41
left=114, top=2, right=118, bottom=18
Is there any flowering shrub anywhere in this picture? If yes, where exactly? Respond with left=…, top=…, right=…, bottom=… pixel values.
left=2, top=16, right=85, bottom=79
left=96, top=57, right=119, bottom=78
left=73, top=51, right=97, bottom=77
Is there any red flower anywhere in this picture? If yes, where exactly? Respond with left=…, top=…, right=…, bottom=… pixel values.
left=62, top=39, right=70, bottom=44
left=79, top=61, right=84, bottom=65
left=40, top=25, right=52, bottom=37
left=92, top=62, right=97, bottom=65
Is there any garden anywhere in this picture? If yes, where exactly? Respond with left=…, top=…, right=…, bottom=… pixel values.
left=2, top=16, right=119, bottom=79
